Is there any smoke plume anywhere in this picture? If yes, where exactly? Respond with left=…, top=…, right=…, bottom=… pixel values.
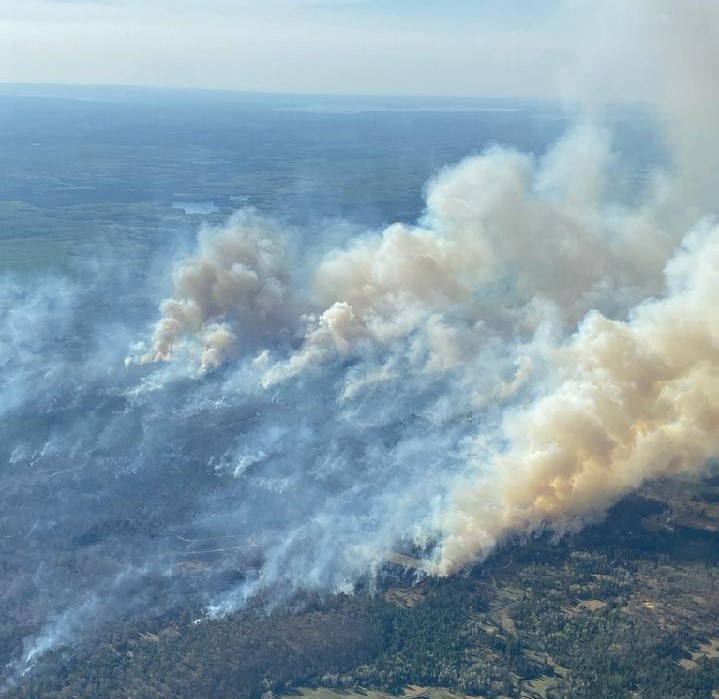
left=136, top=211, right=293, bottom=370
left=134, top=113, right=717, bottom=579
left=3, top=0, right=719, bottom=684
left=128, top=1, right=719, bottom=580
left=437, top=222, right=719, bottom=571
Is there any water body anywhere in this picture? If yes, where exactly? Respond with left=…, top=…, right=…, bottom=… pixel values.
left=172, top=201, right=220, bottom=215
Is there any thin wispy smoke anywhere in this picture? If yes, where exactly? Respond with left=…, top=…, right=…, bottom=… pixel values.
left=649, top=0, right=719, bottom=211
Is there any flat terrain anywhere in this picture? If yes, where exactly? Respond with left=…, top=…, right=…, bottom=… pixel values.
left=7, top=475, right=719, bottom=699
left=0, top=86, right=703, bottom=699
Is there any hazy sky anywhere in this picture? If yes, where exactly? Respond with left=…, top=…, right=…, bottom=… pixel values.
left=0, top=0, right=659, bottom=98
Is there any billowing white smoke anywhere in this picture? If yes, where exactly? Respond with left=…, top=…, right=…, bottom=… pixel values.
left=131, top=1, right=719, bottom=578
left=136, top=120, right=714, bottom=577
left=151, top=124, right=679, bottom=386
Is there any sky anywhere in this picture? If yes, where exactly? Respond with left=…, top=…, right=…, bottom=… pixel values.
left=0, top=0, right=682, bottom=100
left=0, top=0, right=628, bottom=98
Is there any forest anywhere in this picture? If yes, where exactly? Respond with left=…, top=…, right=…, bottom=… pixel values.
left=7, top=481, right=719, bottom=699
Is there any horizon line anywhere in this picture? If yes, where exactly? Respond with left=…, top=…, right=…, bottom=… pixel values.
left=0, top=81, right=590, bottom=106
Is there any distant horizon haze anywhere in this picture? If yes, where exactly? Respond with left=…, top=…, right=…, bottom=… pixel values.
left=0, top=0, right=671, bottom=102
left=0, top=81, right=645, bottom=113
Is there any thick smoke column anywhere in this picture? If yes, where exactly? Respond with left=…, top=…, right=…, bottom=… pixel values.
left=438, top=223, right=719, bottom=571
left=430, top=0, right=719, bottom=571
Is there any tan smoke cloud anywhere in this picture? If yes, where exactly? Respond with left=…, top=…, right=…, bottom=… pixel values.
left=427, top=0, right=719, bottom=573
left=200, top=323, right=237, bottom=372
left=424, top=125, right=677, bottom=317
left=131, top=0, right=719, bottom=587
left=142, top=118, right=682, bottom=380
left=134, top=211, right=291, bottom=368
left=261, top=221, right=481, bottom=386
left=436, top=223, right=719, bottom=572
left=261, top=124, right=678, bottom=387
